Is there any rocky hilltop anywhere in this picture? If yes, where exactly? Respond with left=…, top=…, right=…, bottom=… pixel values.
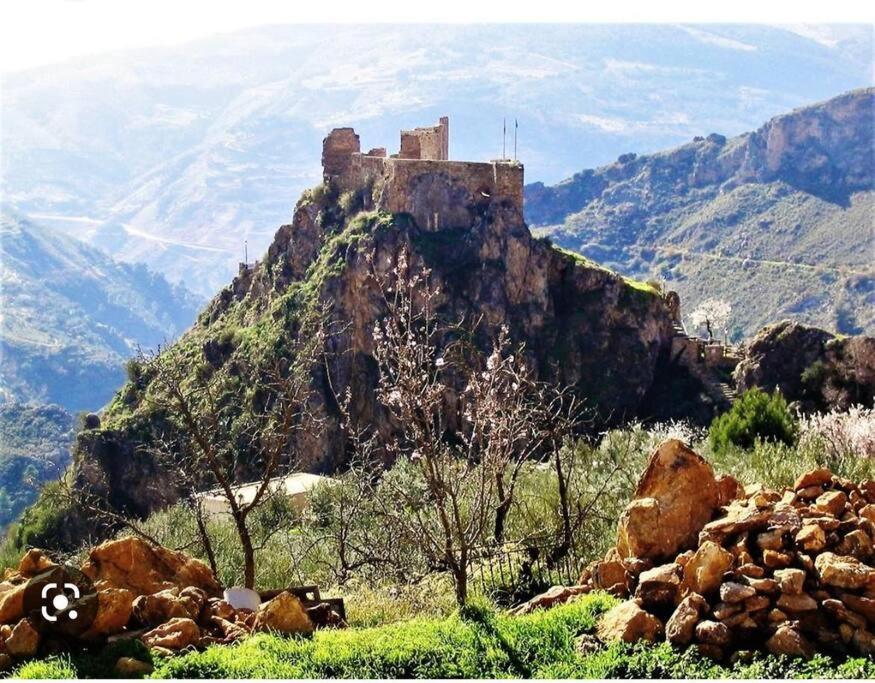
left=527, top=88, right=875, bottom=338
left=29, top=134, right=708, bottom=548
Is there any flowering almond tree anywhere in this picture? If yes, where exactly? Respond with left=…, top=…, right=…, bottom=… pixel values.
left=690, top=298, right=732, bottom=342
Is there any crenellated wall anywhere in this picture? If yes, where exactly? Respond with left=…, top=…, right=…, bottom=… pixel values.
left=321, top=117, right=523, bottom=229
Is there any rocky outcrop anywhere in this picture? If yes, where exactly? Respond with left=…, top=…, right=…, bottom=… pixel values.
left=529, top=442, right=875, bottom=662
left=41, top=161, right=681, bottom=549
left=734, top=320, right=875, bottom=411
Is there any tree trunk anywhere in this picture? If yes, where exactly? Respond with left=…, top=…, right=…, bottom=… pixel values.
left=454, top=566, right=468, bottom=606
left=194, top=500, right=220, bottom=582
left=232, top=512, right=256, bottom=589
left=493, top=473, right=511, bottom=544
left=549, top=449, right=573, bottom=564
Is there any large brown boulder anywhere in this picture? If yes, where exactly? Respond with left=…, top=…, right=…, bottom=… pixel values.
left=254, top=591, right=313, bottom=635
left=5, top=619, right=40, bottom=658
left=0, top=584, right=27, bottom=625
left=815, top=553, right=874, bottom=590
left=597, top=600, right=663, bottom=643
left=616, top=440, right=719, bottom=561
left=81, top=537, right=220, bottom=597
left=80, top=588, right=134, bottom=640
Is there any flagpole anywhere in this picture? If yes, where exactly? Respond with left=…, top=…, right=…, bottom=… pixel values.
left=502, top=118, right=506, bottom=160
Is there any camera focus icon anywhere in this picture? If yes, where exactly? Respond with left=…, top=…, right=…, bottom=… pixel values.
left=40, top=582, right=80, bottom=622
left=23, top=564, right=98, bottom=636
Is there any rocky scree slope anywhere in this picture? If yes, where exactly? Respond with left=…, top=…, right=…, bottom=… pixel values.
left=27, top=180, right=692, bottom=549
left=526, top=88, right=875, bottom=338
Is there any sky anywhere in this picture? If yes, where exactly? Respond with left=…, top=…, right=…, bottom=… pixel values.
left=1, top=0, right=873, bottom=73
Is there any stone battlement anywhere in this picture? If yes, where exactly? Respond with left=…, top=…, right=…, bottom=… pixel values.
left=321, top=117, right=524, bottom=230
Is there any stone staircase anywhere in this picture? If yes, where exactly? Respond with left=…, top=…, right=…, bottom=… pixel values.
left=670, top=321, right=739, bottom=407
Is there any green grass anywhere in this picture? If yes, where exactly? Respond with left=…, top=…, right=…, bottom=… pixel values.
left=14, top=593, right=875, bottom=679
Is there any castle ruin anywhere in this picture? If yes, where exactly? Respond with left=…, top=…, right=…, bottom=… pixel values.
left=321, top=117, right=524, bottom=230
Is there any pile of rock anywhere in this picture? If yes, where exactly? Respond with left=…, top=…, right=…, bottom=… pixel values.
left=0, top=537, right=342, bottom=672
left=518, top=439, right=875, bottom=661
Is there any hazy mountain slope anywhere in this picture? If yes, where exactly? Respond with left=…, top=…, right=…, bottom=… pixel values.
left=0, top=213, right=201, bottom=411
left=2, top=24, right=871, bottom=296
left=526, top=89, right=875, bottom=339
left=0, top=403, right=73, bottom=531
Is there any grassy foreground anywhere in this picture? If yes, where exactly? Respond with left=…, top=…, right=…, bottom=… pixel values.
left=11, top=593, right=875, bottom=679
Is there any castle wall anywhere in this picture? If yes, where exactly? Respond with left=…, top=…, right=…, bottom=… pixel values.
left=322, top=128, right=360, bottom=178
left=322, top=117, right=523, bottom=230
left=397, top=117, right=449, bottom=160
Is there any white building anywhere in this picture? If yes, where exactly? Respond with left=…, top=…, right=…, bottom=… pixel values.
left=196, top=472, right=335, bottom=518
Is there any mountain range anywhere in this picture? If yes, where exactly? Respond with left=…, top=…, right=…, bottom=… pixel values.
left=0, top=213, right=200, bottom=412
left=526, top=88, right=875, bottom=338
left=3, top=24, right=871, bottom=298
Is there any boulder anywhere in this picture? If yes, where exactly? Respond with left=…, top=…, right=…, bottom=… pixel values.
left=141, top=617, right=201, bottom=651
left=16, top=549, right=57, bottom=578
left=794, top=468, right=833, bottom=491
left=665, top=593, right=707, bottom=646
left=634, top=563, right=681, bottom=607
left=0, top=584, right=26, bottom=625
left=510, top=585, right=589, bottom=616
left=254, top=591, right=314, bottom=634
left=716, top=475, right=745, bottom=506
left=5, top=619, right=40, bottom=658
left=776, top=593, right=817, bottom=613
left=719, top=582, right=756, bottom=604
left=81, top=537, right=220, bottom=597
left=774, top=569, right=805, bottom=595
left=81, top=588, right=134, bottom=639
left=695, top=620, right=731, bottom=646
left=815, top=552, right=874, bottom=590
left=839, top=593, right=875, bottom=623
left=679, top=541, right=734, bottom=597
left=616, top=440, right=719, bottom=561
left=766, top=624, right=813, bottom=659
left=596, top=600, right=663, bottom=643
left=590, top=560, right=628, bottom=591
left=201, top=598, right=236, bottom=625
left=814, top=491, right=847, bottom=517
left=796, top=524, right=826, bottom=552
left=0, top=653, right=12, bottom=672
left=132, top=587, right=206, bottom=627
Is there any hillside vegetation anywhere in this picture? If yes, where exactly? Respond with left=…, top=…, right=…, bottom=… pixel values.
left=526, top=88, right=875, bottom=339
left=0, top=403, right=73, bottom=532
left=0, top=212, right=200, bottom=412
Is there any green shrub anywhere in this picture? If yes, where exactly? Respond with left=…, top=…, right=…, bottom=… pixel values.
left=709, top=388, right=797, bottom=454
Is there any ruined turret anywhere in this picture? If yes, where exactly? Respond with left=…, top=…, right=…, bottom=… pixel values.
left=321, top=116, right=524, bottom=230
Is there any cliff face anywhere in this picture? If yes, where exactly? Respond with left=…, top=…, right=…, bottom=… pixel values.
left=526, top=88, right=875, bottom=338
left=41, top=176, right=681, bottom=546
left=734, top=321, right=875, bottom=412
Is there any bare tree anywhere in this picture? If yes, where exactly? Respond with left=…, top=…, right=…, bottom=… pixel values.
left=361, top=249, right=581, bottom=605
left=132, top=319, right=326, bottom=589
